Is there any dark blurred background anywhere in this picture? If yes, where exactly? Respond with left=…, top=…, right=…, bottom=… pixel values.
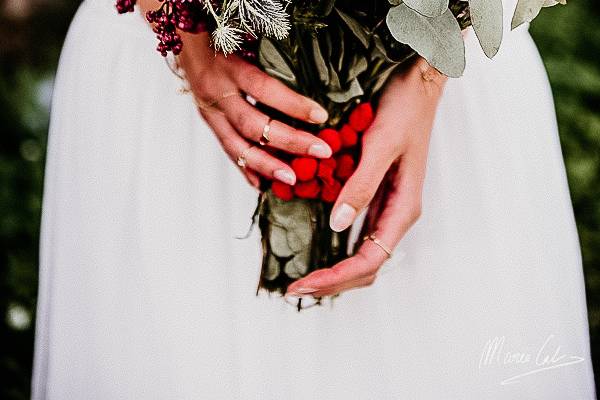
left=0, top=0, right=598, bottom=398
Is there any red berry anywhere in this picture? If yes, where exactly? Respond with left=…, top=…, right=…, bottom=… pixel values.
left=291, top=157, right=318, bottom=181
left=348, top=103, right=374, bottom=132
left=339, top=124, right=358, bottom=148
left=321, top=179, right=342, bottom=203
left=294, top=179, right=321, bottom=199
left=335, top=154, right=355, bottom=180
left=317, top=158, right=337, bottom=185
left=271, top=181, right=294, bottom=201
left=318, top=128, right=342, bottom=154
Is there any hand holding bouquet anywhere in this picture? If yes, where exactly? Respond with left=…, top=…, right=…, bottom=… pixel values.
left=119, top=0, right=566, bottom=309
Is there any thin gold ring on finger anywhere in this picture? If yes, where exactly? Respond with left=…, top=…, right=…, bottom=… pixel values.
left=259, top=119, right=272, bottom=146
left=236, top=145, right=254, bottom=169
left=363, top=233, right=393, bottom=258
left=193, top=90, right=241, bottom=111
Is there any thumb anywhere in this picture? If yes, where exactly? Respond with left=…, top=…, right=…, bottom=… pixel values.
left=329, top=138, right=395, bottom=232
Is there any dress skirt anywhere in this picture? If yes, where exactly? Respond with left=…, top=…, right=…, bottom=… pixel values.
left=32, top=0, right=596, bottom=398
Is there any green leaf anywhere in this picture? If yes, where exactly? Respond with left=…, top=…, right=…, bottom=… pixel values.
left=368, top=62, right=402, bottom=94
left=335, top=7, right=370, bottom=48
left=259, top=39, right=297, bottom=87
left=469, top=0, right=504, bottom=58
left=404, top=0, right=449, bottom=17
left=386, top=4, right=465, bottom=77
left=269, top=225, right=294, bottom=258
left=511, top=0, right=565, bottom=29
left=311, top=35, right=330, bottom=85
left=327, top=78, right=364, bottom=103
left=264, top=254, right=280, bottom=281
left=511, top=0, right=545, bottom=30
left=284, top=256, right=310, bottom=279
left=346, top=55, right=368, bottom=84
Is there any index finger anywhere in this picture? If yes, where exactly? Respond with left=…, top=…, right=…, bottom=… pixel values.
left=230, top=60, right=329, bottom=124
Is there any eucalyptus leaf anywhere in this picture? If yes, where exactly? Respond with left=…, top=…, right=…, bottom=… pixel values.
left=368, top=62, right=402, bottom=94
left=284, top=256, right=310, bottom=279
left=268, top=194, right=311, bottom=228
left=335, top=7, right=370, bottom=48
left=386, top=4, right=465, bottom=77
left=312, top=35, right=330, bottom=85
left=327, top=78, right=364, bottom=103
left=328, top=62, right=342, bottom=91
left=404, top=0, right=449, bottom=17
left=511, top=0, right=546, bottom=30
left=469, top=0, right=503, bottom=58
left=259, top=39, right=297, bottom=87
left=264, top=253, right=280, bottom=281
left=346, top=55, right=369, bottom=84
left=286, top=218, right=312, bottom=253
left=269, top=225, right=294, bottom=258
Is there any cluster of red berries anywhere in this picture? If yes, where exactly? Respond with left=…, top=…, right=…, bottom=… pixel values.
left=117, top=0, right=208, bottom=57
left=271, top=103, right=374, bottom=203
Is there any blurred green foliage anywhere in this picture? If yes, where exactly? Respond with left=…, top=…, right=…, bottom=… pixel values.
left=529, top=0, right=600, bottom=378
left=0, top=1, right=598, bottom=398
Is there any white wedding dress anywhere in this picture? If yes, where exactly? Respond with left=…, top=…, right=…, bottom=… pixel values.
left=32, top=0, right=596, bottom=399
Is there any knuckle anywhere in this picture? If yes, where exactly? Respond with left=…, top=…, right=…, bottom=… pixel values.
left=362, top=129, right=405, bottom=161
left=246, top=69, right=268, bottom=98
left=407, top=201, right=423, bottom=224
left=348, top=179, right=377, bottom=208
left=365, top=275, right=377, bottom=286
left=237, top=113, right=255, bottom=137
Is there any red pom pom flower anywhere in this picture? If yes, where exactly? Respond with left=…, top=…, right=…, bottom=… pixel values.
left=291, top=157, right=318, bottom=181
left=318, top=129, right=342, bottom=154
left=321, top=179, right=342, bottom=203
left=335, top=154, right=356, bottom=180
left=271, top=181, right=294, bottom=201
left=294, top=179, right=321, bottom=199
left=339, top=124, right=358, bottom=148
left=348, top=103, right=374, bottom=132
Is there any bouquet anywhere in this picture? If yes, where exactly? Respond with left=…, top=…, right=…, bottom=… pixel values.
left=117, top=0, right=566, bottom=308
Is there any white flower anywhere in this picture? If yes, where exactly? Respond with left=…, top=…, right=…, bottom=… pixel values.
left=235, top=0, right=291, bottom=40
left=212, top=24, right=245, bottom=55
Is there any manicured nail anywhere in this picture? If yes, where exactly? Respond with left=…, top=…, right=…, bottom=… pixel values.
left=308, top=143, right=332, bottom=158
left=297, top=287, right=318, bottom=294
left=309, top=107, right=328, bottom=124
left=274, top=169, right=296, bottom=185
left=330, top=203, right=357, bottom=232
left=284, top=294, right=317, bottom=308
left=299, top=296, right=318, bottom=308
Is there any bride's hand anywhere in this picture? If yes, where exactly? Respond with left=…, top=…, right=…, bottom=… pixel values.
left=285, top=57, right=447, bottom=298
left=175, top=32, right=332, bottom=188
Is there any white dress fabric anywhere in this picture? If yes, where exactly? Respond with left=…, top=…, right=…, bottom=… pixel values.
left=32, top=1, right=596, bottom=399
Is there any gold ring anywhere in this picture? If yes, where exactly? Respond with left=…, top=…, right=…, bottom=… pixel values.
left=193, top=91, right=241, bottom=111
left=363, top=234, right=393, bottom=258
left=237, top=145, right=253, bottom=169
left=259, top=119, right=272, bottom=146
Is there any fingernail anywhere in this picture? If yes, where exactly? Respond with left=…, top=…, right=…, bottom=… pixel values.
left=274, top=169, right=296, bottom=185
left=295, top=287, right=318, bottom=294
left=330, top=203, right=357, bottom=232
left=308, top=143, right=332, bottom=158
left=309, top=107, right=328, bottom=124
left=284, top=294, right=317, bottom=308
